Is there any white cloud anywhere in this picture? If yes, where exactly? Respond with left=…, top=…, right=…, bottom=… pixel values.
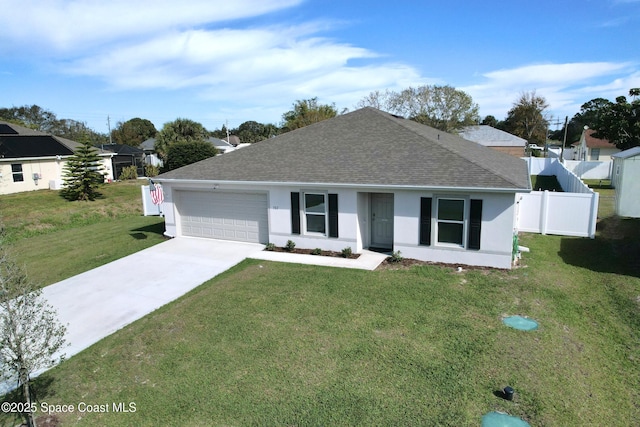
left=0, top=0, right=301, bottom=52
left=461, top=62, right=639, bottom=121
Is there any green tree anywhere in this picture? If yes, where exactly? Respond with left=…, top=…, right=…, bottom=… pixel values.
left=357, top=85, right=479, bottom=132
left=551, top=98, right=614, bottom=145
left=503, top=91, right=549, bottom=145
left=111, top=118, right=157, bottom=146
left=61, top=136, right=105, bottom=201
left=281, top=98, right=338, bottom=132
left=165, top=140, right=218, bottom=171
left=481, top=115, right=499, bottom=127
left=236, top=120, right=280, bottom=143
left=155, top=118, right=208, bottom=161
left=0, top=105, right=107, bottom=145
left=0, top=234, right=67, bottom=427
left=590, top=89, right=640, bottom=150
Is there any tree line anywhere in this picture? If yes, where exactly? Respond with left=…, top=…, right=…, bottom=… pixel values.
left=3, top=86, right=638, bottom=164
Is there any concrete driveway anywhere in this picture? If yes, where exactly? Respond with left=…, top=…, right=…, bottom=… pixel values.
left=42, top=237, right=264, bottom=358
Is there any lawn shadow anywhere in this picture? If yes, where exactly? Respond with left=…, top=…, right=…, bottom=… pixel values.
left=559, top=216, right=640, bottom=278
left=130, top=220, right=167, bottom=239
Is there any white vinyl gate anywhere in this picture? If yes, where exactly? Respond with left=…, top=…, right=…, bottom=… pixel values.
left=177, top=190, right=268, bottom=243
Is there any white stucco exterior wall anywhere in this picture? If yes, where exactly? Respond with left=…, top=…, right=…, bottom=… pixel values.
left=159, top=181, right=519, bottom=269
left=393, top=191, right=516, bottom=269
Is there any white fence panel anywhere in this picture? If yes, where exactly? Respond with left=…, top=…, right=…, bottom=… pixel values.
left=563, top=160, right=612, bottom=180
left=141, top=185, right=163, bottom=216
left=518, top=191, right=598, bottom=238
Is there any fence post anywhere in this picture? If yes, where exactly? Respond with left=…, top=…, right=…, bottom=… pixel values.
left=540, top=190, right=549, bottom=235
left=588, top=192, right=599, bottom=239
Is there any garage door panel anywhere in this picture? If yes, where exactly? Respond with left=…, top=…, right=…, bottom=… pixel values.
left=178, top=191, right=268, bottom=243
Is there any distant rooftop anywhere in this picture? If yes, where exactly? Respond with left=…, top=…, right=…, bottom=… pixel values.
left=459, top=125, right=527, bottom=147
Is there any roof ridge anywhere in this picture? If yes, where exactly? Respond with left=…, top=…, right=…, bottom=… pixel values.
left=371, top=109, right=528, bottom=188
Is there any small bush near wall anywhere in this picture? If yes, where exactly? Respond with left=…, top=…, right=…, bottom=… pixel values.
left=119, top=165, right=138, bottom=180
left=144, top=165, right=160, bottom=177
left=285, top=240, right=296, bottom=251
left=341, top=247, right=352, bottom=258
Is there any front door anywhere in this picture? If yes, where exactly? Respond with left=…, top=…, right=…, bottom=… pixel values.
left=371, top=193, right=394, bottom=250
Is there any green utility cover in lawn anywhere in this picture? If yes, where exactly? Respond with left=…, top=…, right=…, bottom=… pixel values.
left=482, top=411, right=531, bottom=427
left=503, top=315, right=539, bottom=331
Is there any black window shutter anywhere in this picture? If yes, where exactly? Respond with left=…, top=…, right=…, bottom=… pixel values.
left=328, top=194, right=338, bottom=238
left=419, top=197, right=432, bottom=246
left=291, top=192, right=300, bottom=235
left=468, top=199, right=483, bottom=250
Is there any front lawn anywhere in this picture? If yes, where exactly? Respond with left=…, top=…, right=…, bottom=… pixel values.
left=1, top=181, right=638, bottom=426
left=0, top=180, right=167, bottom=286
left=4, top=232, right=637, bottom=426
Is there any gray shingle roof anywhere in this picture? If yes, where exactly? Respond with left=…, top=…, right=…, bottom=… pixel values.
left=158, top=108, right=531, bottom=191
left=459, top=125, right=527, bottom=147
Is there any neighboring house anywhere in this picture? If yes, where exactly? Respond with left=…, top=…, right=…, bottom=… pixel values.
left=611, top=146, right=640, bottom=218
left=140, top=137, right=164, bottom=168
left=156, top=108, right=531, bottom=269
left=458, top=125, right=526, bottom=157
left=207, top=137, right=236, bottom=154
left=572, top=128, right=620, bottom=161
left=223, top=135, right=241, bottom=146
left=0, top=121, right=114, bottom=195
left=102, top=144, right=145, bottom=178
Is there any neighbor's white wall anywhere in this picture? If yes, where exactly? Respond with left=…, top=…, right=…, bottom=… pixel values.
left=0, top=159, right=63, bottom=195
left=393, top=191, right=516, bottom=269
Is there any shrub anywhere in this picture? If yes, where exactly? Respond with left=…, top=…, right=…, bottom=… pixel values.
left=311, top=248, right=322, bottom=255
left=389, top=250, right=403, bottom=263
left=265, top=243, right=276, bottom=251
left=165, top=140, right=218, bottom=171
left=144, top=164, right=160, bottom=177
left=285, top=240, right=296, bottom=252
left=119, top=165, right=138, bottom=180
left=341, top=247, right=352, bottom=258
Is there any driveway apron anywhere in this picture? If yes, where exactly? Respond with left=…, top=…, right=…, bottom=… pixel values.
left=42, top=237, right=264, bottom=358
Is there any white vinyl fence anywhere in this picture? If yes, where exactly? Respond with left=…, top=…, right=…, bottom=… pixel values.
left=519, top=158, right=599, bottom=238
left=563, top=160, right=612, bottom=180
left=141, top=185, right=163, bottom=216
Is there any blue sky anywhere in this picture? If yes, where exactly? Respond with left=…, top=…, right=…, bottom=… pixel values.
left=1, top=0, right=639, bottom=134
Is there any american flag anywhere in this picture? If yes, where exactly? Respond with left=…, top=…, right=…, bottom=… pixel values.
left=149, top=179, right=164, bottom=205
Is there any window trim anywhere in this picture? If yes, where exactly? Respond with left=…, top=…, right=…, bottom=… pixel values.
left=435, top=196, right=467, bottom=248
left=11, top=163, right=24, bottom=182
left=303, top=192, right=327, bottom=236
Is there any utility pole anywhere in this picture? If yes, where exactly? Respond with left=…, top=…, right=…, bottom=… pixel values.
left=106, top=115, right=113, bottom=148
left=560, top=116, right=568, bottom=162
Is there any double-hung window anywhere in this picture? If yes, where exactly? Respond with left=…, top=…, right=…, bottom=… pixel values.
left=436, top=198, right=465, bottom=246
left=11, top=164, right=24, bottom=182
left=304, top=193, right=326, bottom=234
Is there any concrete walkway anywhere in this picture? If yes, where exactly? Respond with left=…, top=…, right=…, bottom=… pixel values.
left=43, top=238, right=387, bottom=359
left=251, top=249, right=388, bottom=270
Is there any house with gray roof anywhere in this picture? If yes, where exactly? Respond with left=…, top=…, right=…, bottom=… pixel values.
left=0, top=121, right=114, bottom=194
left=156, top=108, right=531, bottom=268
left=459, top=125, right=527, bottom=157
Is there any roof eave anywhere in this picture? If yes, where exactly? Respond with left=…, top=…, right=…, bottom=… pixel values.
left=154, top=178, right=531, bottom=193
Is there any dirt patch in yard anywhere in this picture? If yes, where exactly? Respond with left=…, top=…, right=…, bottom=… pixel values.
left=376, top=257, right=501, bottom=272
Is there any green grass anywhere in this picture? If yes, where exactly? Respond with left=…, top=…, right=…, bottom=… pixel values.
left=1, top=181, right=638, bottom=426
left=530, top=175, right=563, bottom=192
left=0, top=180, right=167, bottom=286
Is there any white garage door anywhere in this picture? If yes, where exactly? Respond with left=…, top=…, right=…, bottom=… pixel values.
left=177, top=191, right=268, bottom=243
